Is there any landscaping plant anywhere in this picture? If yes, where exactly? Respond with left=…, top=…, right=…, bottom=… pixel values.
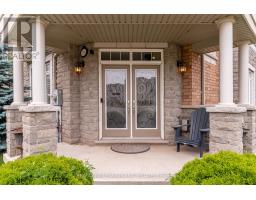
left=0, top=44, right=13, bottom=151
left=0, top=153, right=3, bottom=165
left=170, top=151, right=256, bottom=185
left=0, top=153, right=93, bottom=185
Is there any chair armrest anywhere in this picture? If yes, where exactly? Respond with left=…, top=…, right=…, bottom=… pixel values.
left=243, top=127, right=250, bottom=134
left=200, top=128, right=209, bottom=134
left=173, top=124, right=190, bottom=129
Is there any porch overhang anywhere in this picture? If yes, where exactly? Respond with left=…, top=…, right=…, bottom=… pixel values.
left=17, top=14, right=256, bottom=53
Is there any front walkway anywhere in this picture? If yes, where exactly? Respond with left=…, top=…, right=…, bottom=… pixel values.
left=57, top=143, right=199, bottom=184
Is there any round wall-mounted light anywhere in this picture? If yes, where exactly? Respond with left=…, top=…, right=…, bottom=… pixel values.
left=80, top=46, right=89, bottom=57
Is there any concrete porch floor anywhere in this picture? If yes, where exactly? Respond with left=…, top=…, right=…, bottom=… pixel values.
left=57, top=143, right=199, bottom=184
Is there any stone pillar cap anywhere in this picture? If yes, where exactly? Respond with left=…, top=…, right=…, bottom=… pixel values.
left=206, top=106, right=247, bottom=113
left=4, top=103, right=27, bottom=110
left=19, top=105, right=59, bottom=113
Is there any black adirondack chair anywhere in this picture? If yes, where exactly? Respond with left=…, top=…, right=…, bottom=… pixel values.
left=173, top=108, right=209, bottom=158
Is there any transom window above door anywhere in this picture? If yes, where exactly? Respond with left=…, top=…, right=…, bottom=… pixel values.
left=101, top=51, right=130, bottom=61
left=100, top=50, right=162, bottom=61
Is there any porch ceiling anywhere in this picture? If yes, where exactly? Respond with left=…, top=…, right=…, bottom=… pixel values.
left=30, top=14, right=256, bottom=53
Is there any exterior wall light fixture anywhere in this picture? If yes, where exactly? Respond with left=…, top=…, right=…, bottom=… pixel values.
left=74, top=60, right=85, bottom=74
left=177, top=60, right=187, bottom=74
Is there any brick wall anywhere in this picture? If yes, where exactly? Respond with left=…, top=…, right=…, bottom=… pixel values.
left=181, top=46, right=220, bottom=106
left=203, top=53, right=220, bottom=104
left=181, top=45, right=202, bottom=106
left=233, top=46, right=256, bottom=104
left=182, top=46, right=256, bottom=106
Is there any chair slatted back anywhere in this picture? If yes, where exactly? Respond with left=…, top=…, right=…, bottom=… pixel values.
left=189, top=108, right=209, bottom=142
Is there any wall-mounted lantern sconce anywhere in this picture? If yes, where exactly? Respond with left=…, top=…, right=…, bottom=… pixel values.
left=177, top=60, right=187, bottom=74
left=73, top=45, right=93, bottom=74
left=74, top=60, right=85, bottom=74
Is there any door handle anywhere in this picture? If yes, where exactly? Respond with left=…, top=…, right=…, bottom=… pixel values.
left=132, top=100, right=136, bottom=110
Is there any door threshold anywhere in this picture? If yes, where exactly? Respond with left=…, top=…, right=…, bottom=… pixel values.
left=96, top=138, right=169, bottom=144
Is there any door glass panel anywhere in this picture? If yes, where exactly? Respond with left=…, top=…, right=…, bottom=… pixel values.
left=105, top=69, right=127, bottom=129
left=135, top=69, right=157, bottom=128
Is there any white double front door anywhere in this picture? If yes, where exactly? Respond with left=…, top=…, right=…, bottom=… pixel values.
left=102, top=65, right=161, bottom=138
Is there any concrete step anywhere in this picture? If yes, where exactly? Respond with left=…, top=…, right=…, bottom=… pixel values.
left=93, top=173, right=170, bottom=185
left=95, top=139, right=169, bottom=144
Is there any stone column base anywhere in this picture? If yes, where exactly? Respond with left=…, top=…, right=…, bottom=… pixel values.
left=243, top=106, right=256, bottom=153
left=3, top=153, right=21, bottom=163
left=207, top=106, right=247, bottom=154
left=4, top=104, right=26, bottom=158
left=20, top=105, right=58, bottom=157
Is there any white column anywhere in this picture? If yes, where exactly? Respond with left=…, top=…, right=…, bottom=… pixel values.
left=239, top=41, right=250, bottom=105
left=31, top=18, right=48, bottom=105
left=12, top=48, right=24, bottom=105
left=216, top=16, right=236, bottom=106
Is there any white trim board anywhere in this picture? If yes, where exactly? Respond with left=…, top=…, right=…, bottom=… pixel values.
left=93, top=43, right=168, bottom=49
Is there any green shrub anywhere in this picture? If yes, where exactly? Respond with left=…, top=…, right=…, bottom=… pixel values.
left=0, top=153, right=3, bottom=165
left=170, top=151, right=256, bottom=185
left=0, top=153, right=93, bottom=185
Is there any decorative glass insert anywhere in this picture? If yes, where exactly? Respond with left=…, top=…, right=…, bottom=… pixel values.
left=105, top=69, right=127, bottom=128
left=135, top=69, right=157, bottom=128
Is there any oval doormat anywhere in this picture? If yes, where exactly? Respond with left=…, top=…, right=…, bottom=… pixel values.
left=111, top=144, right=150, bottom=154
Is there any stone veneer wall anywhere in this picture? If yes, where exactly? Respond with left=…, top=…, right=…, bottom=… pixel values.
left=5, top=106, right=23, bottom=157
left=56, top=45, right=81, bottom=144
left=164, top=44, right=182, bottom=143
left=243, top=107, right=256, bottom=153
left=207, top=107, right=246, bottom=153
left=22, top=106, right=58, bottom=157
left=55, top=44, right=182, bottom=144
left=79, top=51, right=99, bottom=144
left=23, top=62, right=31, bottom=101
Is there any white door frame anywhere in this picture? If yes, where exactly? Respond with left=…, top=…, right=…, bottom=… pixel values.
left=98, top=49, right=164, bottom=140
